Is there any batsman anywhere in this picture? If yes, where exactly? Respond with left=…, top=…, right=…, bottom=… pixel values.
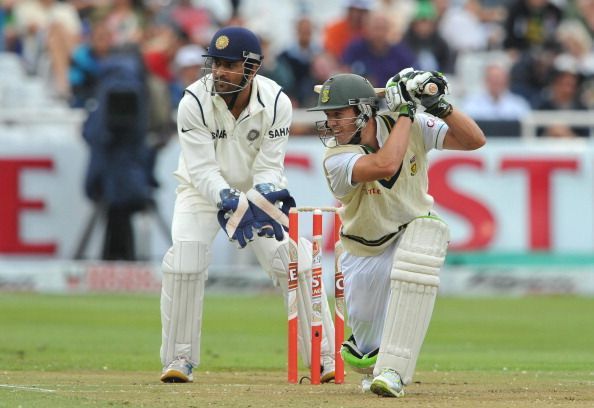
left=159, top=26, right=336, bottom=383
left=308, top=70, right=485, bottom=396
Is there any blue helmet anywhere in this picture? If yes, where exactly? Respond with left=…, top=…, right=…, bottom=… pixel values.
left=203, top=26, right=263, bottom=63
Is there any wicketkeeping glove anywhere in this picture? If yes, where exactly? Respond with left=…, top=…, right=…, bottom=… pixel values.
left=246, top=183, right=296, bottom=241
left=217, top=188, right=256, bottom=248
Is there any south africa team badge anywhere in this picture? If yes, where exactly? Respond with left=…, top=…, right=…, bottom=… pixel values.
left=321, top=87, right=330, bottom=103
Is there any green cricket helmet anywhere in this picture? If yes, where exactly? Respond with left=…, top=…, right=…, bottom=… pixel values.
left=307, top=73, right=379, bottom=112
left=308, top=74, right=379, bottom=147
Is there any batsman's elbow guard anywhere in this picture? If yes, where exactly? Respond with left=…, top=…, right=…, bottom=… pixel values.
left=217, top=189, right=255, bottom=248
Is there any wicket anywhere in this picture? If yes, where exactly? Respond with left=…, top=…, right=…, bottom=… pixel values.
left=287, top=207, right=345, bottom=385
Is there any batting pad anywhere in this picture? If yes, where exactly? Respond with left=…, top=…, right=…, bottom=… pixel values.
left=160, top=241, right=209, bottom=367
left=374, top=216, right=449, bottom=384
left=270, top=238, right=335, bottom=368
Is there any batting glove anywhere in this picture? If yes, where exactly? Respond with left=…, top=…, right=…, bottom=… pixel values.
left=246, top=183, right=296, bottom=241
left=385, top=68, right=416, bottom=113
left=217, top=188, right=256, bottom=248
left=409, top=71, right=453, bottom=118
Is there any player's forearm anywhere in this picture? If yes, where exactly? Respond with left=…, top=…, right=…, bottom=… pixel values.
left=376, top=116, right=412, bottom=173
left=442, top=109, right=486, bottom=150
left=180, top=138, right=230, bottom=206
left=354, top=116, right=411, bottom=182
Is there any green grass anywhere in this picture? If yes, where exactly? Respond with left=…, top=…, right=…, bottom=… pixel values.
left=0, top=293, right=593, bottom=375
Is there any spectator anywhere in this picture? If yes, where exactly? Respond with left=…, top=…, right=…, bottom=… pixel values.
left=536, top=60, right=589, bottom=138
left=277, top=16, right=321, bottom=107
left=323, top=0, right=374, bottom=60
left=12, top=0, right=83, bottom=98
left=576, top=0, right=594, bottom=38
left=555, top=20, right=594, bottom=78
left=438, top=0, right=489, bottom=55
left=461, top=62, right=531, bottom=120
left=254, top=31, right=294, bottom=94
left=171, top=43, right=206, bottom=106
left=99, top=0, right=145, bottom=48
left=402, top=0, right=453, bottom=73
left=143, top=23, right=185, bottom=84
left=502, top=0, right=562, bottom=55
left=509, top=43, right=558, bottom=107
left=162, top=0, right=215, bottom=47
left=69, top=18, right=114, bottom=108
left=342, top=11, right=417, bottom=87
left=376, top=0, right=416, bottom=44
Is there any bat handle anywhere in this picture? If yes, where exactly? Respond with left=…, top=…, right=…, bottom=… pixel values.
left=422, top=81, right=439, bottom=96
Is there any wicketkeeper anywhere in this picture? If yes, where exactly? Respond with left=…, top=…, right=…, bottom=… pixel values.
left=159, top=26, right=336, bottom=383
left=307, top=70, right=485, bottom=396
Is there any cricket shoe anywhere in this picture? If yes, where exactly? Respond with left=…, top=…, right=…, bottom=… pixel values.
left=320, top=355, right=336, bottom=383
left=360, top=374, right=373, bottom=393
left=370, top=368, right=404, bottom=398
left=160, top=356, right=193, bottom=383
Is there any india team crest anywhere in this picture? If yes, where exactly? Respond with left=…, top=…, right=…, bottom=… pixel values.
left=247, top=129, right=260, bottom=142
left=215, top=35, right=229, bottom=50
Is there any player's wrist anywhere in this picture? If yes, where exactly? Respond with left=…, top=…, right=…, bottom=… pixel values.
left=217, top=188, right=241, bottom=210
left=397, top=102, right=415, bottom=122
left=425, top=98, right=453, bottom=118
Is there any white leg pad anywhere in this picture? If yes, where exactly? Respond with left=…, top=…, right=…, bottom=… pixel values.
left=160, top=241, right=209, bottom=367
left=374, top=217, right=449, bottom=384
left=269, top=238, right=335, bottom=367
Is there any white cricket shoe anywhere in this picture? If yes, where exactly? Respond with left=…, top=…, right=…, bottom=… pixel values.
left=360, top=374, right=373, bottom=393
left=370, top=368, right=404, bottom=397
left=320, top=355, right=336, bottom=383
left=160, top=356, right=193, bottom=383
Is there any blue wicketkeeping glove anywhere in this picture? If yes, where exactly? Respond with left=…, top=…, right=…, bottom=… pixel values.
left=246, top=184, right=296, bottom=241
left=217, top=188, right=255, bottom=248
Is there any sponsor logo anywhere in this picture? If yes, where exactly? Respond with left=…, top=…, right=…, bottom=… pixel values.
left=211, top=129, right=227, bottom=139
left=215, top=35, right=229, bottom=50
left=410, top=155, right=417, bottom=176
left=288, top=262, right=298, bottom=290
left=311, top=268, right=322, bottom=297
left=268, top=127, right=289, bottom=138
left=181, top=127, right=194, bottom=133
left=335, top=275, right=344, bottom=297
left=365, top=187, right=381, bottom=195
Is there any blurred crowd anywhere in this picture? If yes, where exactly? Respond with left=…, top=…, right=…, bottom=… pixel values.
left=0, top=0, right=593, bottom=138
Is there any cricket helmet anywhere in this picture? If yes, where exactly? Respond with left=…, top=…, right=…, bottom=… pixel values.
left=203, top=26, right=263, bottom=64
left=307, top=73, right=378, bottom=112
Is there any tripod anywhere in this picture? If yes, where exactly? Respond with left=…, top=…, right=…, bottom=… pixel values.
left=73, top=200, right=171, bottom=260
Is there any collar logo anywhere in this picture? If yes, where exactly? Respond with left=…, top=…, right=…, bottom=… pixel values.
left=321, top=87, right=330, bottom=103
left=215, top=35, right=229, bottom=50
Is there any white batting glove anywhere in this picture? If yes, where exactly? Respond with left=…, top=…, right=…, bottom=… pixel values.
left=411, top=71, right=453, bottom=118
left=385, top=67, right=415, bottom=112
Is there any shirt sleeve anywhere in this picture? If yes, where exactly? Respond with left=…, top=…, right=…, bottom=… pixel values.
left=324, top=152, right=363, bottom=198
left=177, top=95, right=229, bottom=206
left=417, top=112, right=448, bottom=152
left=252, top=91, right=292, bottom=188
